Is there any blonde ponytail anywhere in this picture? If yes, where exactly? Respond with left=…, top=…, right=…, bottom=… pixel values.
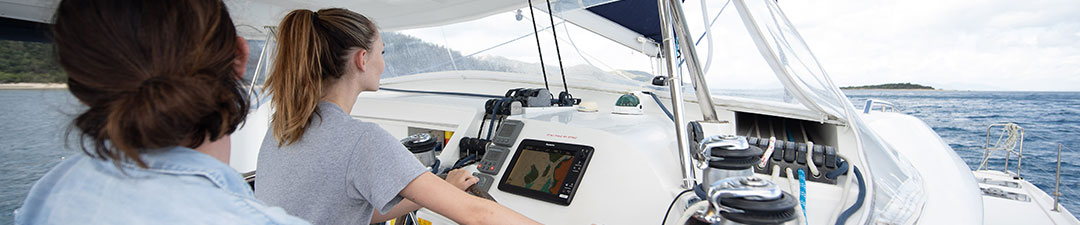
left=265, top=9, right=377, bottom=146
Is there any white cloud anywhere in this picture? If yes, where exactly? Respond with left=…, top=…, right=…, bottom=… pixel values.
left=395, top=0, right=1079, bottom=91
left=779, top=0, right=1080, bottom=91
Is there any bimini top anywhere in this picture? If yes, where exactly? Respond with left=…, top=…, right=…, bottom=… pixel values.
left=585, top=0, right=661, bottom=44
left=0, top=0, right=664, bottom=55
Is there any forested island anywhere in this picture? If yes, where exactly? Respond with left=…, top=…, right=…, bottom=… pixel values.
left=2, top=33, right=646, bottom=87
left=0, top=40, right=64, bottom=83
left=840, top=83, right=935, bottom=90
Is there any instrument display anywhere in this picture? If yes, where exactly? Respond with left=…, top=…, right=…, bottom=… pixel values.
left=491, top=120, right=524, bottom=146
left=477, top=145, right=509, bottom=175
left=498, top=139, right=593, bottom=206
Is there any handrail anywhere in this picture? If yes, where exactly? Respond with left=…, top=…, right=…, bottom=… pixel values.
left=862, top=99, right=897, bottom=114
left=657, top=0, right=697, bottom=189
left=972, top=124, right=1074, bottom=212
left=664, top=0, right=720, bottom=123
left=976, top=123, right=1025, bottom=178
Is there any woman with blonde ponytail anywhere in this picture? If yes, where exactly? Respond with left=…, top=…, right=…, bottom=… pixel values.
left=15, top=0, right=309, bottom=224
left=256, top=8, right=538, bottom=225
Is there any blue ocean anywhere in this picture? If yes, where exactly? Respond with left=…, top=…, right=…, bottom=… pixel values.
left=1, top=89, right=1078, bottom=223
left=844, top=90, right=1080, bottom=219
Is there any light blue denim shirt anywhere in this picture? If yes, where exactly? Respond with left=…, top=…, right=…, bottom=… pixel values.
left=14, top=146, right=310, bottom=225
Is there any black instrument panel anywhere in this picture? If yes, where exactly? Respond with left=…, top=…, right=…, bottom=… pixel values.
left=497, top=139, right=593, bottom=206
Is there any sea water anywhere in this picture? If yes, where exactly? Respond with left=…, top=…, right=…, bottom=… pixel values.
left=845, top=90, right=1080, bottom=219
left=1, top=89, right=1078, bottom=223
left=0, top=89, right=81, bottom=224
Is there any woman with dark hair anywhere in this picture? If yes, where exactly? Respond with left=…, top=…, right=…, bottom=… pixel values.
left=15, top=0, right=309, bottom=224
left=256, top=8, right=539, bottom=225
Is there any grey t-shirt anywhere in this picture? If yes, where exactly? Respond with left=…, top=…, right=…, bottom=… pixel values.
left=256, top=102, right=428, bottom=225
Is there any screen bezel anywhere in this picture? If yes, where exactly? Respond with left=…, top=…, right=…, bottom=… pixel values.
left=497, top=139, right=593, bottom=206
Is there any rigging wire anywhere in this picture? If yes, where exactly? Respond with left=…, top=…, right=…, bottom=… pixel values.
left=676, top=0, right=731, bottom=69
left=562, top=23, right=597, bottom=70
left=543, top=0, right=571, bottom=95
left=525, top=0, right=551, bottom=90
left=698, top=0, right=715, bottom=74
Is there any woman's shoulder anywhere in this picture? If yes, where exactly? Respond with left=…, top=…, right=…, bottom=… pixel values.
left=16, top=154, right=310, bottom=225
left=342, top=120, right=400, bottom=148
left=312, top=105, right=382, bottom=135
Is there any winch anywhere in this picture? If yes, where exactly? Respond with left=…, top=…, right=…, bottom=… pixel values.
left=697, top=177, right=798, bottom=225
left=699, top=135, right=764, bottom=185
left=401, top=133, right=440, bottom=168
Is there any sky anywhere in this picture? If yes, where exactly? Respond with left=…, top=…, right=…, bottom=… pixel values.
left=396, top=0, right=1080, bottom=91
left=780, top=0, right=1080, bottom=91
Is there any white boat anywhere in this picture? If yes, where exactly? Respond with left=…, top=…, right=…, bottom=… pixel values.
left=3, top=0, right=1076, bottom=224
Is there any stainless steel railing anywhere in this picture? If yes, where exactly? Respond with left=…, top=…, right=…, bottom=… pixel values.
left=1050, top=144, right=1074, bottom=212
left=862, top=99, right=898, bottom=114
left=976, top=123, right=1026, bottom=178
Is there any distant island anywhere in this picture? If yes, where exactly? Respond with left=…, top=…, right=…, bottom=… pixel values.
left=840, top=83, right=935, bottom=90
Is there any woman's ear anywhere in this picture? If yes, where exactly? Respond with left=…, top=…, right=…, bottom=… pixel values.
left=353, top=49, right=368, bottom=72
left=233, top=36, right=250, bottom=80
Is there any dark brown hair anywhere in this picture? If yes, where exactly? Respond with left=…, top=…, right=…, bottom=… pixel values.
left=53, top=0, right=248, bottom=167
left=265, top=8, right=377, bottom=146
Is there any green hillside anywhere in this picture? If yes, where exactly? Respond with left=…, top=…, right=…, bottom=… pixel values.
left=0, top=40, right=64, bottom=83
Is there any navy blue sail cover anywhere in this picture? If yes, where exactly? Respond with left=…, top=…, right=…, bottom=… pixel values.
left=586, top=0, right=663, bottom=44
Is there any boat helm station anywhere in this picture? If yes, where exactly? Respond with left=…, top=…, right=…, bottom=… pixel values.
left=3, top=0, right=1077, bottom=223
left=221, top=0, right=937, bottom=224
left=106, top=0, right=1075, bottom=224
left=295, top=0, right=928, bottom=223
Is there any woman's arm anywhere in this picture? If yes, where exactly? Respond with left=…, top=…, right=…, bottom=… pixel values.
left=369, top=169, right=486, bottom=223
left=370, top=199, right=421, bottom=223
left=399, top=172, right=540, bottom=225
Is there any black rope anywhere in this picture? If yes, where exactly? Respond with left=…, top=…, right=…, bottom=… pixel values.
left=661, top=189, right=695, bottom=224
left=836, top=165, right=866, bottom=225
left=525, top=0, right=550, bottom=91
left=476, top=117, right=486, bottom=138
left=543, top=0, right=569, bottom=94
left=642, top=91, right=674, bottom=122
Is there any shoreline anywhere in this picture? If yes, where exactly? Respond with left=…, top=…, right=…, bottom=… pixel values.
left=0, top=83, right=67, bottom=90
left=842, top=88, right=941, bottom=91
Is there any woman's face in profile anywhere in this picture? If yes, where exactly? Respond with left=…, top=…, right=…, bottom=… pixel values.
left=361, top=34, right=385, bottom=91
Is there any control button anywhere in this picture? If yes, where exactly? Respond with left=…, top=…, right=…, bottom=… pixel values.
left=559, top=194, right=568, bottom=199
left=489, top=166, right=495, bottom=170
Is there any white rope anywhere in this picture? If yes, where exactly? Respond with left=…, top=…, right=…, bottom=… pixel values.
left=771, top=164, right=781, bottom=182
left=806, top=141, right=820, bottom=176
left=698, top=0, right=714, bottom=74
left=978, top=123, right=1022, bottom=170
left=675, top=200, right=711, bottom=225
left=786, top=168, right=805, bottom=225
left=759, top=137, right=777, bottom=168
